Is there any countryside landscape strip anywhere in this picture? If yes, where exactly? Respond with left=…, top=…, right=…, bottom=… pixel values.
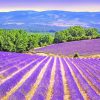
left=0, top=52, right=100, bottom=99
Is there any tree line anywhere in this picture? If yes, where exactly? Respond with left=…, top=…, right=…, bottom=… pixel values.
left=0, top=29, right=54, bottom=52
left=54, top=26, right=100, bottom=43
left=0, top=26, right=100, bottom=52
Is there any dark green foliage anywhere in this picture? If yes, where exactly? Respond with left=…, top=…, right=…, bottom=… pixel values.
left=54, top=31, right=67, bottom=43
left=85, top=28, right=98, bottom=37
left=0, top=29, right=29, bottom=52
left=39, top=34, right=54, bottom=46
left=73, top=52, right=80, bottom=58
left=54, top=26, right=100, bottom=43
left=15, top=30, right=28, bottom=52
left=68, top=26, right=85, bottom=37
left=0, top=29, right=54, bottom=52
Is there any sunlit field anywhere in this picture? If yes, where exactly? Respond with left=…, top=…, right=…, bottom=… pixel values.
left=35, top=38, right=100, bottom=57
left=0, top=51, right=100, bottom=100
left=0, top=0, right=100, bottom=99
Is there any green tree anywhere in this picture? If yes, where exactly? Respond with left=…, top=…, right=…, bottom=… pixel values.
left=1, top=30, right=16, bottom=51
left=54, top=31, right=67, bottom=43
left=39, top=34, right=54, bottom=46
left=15, top=30, right=28, bottom=52
left=85, top=28, right=99, bottom=38
left=68, top=26, right=86, bottom=37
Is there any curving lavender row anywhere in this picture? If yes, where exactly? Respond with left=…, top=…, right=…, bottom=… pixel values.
left=51, top=58, right=64, bottom=100
left=34, top=38, right=100, bottom=56
left=32, top=58, right=54, bottom=100
left=66, top=58, right=100, bottom=100
left=0, top=51, right=100, bottom=100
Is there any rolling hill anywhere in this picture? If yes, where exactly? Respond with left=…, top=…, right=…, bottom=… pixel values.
left=0, top=10, right=100, bottom=32
left=34, top=38, right=100, bottom=56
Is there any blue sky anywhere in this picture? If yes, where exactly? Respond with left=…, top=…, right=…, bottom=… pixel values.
left=0, top=0, right=100, bottom=12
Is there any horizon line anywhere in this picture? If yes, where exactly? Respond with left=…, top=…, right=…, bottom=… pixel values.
left=0, top=9, right=100, bottom=13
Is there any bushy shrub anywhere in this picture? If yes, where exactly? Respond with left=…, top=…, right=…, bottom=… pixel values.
left=54, top=26, right=100, bottom=43
left=73, top=52, right=80, bottom=58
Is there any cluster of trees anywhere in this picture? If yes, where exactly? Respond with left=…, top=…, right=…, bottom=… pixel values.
left=0, top=26, right=100, bottom=53
left=54, top=26, right=100, bottom=43
left=0, top=29, right=54, bottom=52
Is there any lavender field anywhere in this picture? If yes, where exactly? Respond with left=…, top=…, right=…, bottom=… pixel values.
left=35, top=39, right=100, bottom=56
left=0, top=51, right=100, bottom=100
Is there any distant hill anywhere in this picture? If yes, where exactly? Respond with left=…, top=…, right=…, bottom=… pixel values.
left=0, top=10, right=100, bottom=32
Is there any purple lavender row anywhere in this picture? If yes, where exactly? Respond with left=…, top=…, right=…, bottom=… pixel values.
left=1, top=56, right=37, bottom=78
left=0, top=54, right=38, bottom=72
left=0, top=54, right=21, bottom=66
left=74, top=58, right=100, bottom=81
left=83, top=58, right=100, bottom=69
left=0, top=56, right=27, bottom=72
left=8, top=57, right=50, bottom=100
left=0, top=51, right=35, bottom=63
left=0, top=51, right=25, bottom=62
left=77, top=59, right=100, bottom=83
left=0, top=54, right=18, bottom=61
left=0, top=56, right=27, bottom=70
left=76, top=59, right=100, bottom=83
left=35, top=39, right=100, bottom=56
left=0, top=52, right=36, bottom=64
left=72, top=59, right=100, bottom=91
left=51, top=58, right=64, bottom=100
left=17, top=55, right=39, bottom=68
left=0, top=58, right=29, bottom=72
left=61, top=58, right=84, bottom=100
left=0, top=52, right=28, bottom=66
left=32, top=57, right=54, bottom=100
left=0, top=51, right=30, bottom=57
left=0, top=54, right=40, bottom=76
left=68, top=58, right=100, bottom=99
left=83, top=59, right=100, bottom=70
left=82, top=58, right=100, bottom=68
left=0, top=56, right=45, bottom=98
